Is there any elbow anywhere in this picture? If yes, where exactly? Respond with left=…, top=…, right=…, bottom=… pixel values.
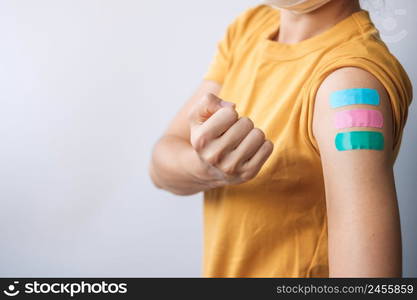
left=148, top=138, right=167, bottom=191
left=148, top=159, right=163, bottom=190
left=169, top=188, right=200, bottom=196
left=148, top=157, right=197, bottom=196
left=148, top=137, right=202, bottom=196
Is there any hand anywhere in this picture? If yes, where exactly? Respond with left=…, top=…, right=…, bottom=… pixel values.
left=187, top=93, right=274, bottom=187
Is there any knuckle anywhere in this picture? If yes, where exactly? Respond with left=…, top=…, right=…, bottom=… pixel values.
left=203, top=150, right=221, bottom=166
left=223, top=107, right=238, bottom=121
left=199, top=93, right=214, bottom=110
left=192, top=131, right=209, bottom=152
left=202, top=93, right=213, bottom=104
left=264, top=140, right=274, bottom=152
left=251, top=128, right=265, bottom=140
left=221, top=162, right=238, bottom=176
left=240, top=170, right=256, bottom=181
left=205, top=92, right=217, bottom=102
left=240, top=117, right=254, bottom=129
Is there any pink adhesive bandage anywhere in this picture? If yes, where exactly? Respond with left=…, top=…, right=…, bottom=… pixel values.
left=334, top=109, right=383, bottom=129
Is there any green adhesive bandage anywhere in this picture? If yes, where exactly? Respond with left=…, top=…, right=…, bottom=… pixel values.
left=335, top=131, right=384, bottom=151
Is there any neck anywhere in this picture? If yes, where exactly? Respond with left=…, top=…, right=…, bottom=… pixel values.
left=275, top=0, right=361, bottom=44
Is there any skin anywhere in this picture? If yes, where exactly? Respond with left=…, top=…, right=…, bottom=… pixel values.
left=314, top=67, right=402, bottom=277
left=149, top=0, right=402, bottom=276
left=149, top=80, right=273, bottom=196
left=276, top=0, right=361, bottom=43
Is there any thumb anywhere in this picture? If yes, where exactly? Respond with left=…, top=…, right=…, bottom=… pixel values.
left=193, top=93, right=235, bottom=124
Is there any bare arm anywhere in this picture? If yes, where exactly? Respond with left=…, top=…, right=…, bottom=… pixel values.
left=313, top=67, right=402, bottom=277
left=149, top=80, right=222, bottom=195
left=149, top=80, right=273, bottom=195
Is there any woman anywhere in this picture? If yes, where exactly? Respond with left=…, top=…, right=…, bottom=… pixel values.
left=149, top=0, right=413, bottom=277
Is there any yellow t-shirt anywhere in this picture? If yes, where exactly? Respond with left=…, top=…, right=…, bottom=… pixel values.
left=202, top=4, right=413, bottom=277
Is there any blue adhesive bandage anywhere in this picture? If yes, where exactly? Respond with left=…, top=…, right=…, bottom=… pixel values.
left=330, top=88, right=380, bottom=108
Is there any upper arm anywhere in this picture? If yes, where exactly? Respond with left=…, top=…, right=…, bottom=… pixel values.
left=163, top=80, right=222, bottom=141
left=313, top=67, right=402, bottom=277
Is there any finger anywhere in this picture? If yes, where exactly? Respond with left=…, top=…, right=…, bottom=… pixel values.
left=190, top=93, right=235, bottom=125
left=241, top=140, right=274, bottom=173
left=216, top=116, right=254, bottom=152
left=231, top=128, right=266, bottom=164
left=199, top=116, right=254, bottom=167
left=199, top=106, right=238, bottom=140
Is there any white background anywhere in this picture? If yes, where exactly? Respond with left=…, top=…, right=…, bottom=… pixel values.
left=0, top=0, right=416, bottom=277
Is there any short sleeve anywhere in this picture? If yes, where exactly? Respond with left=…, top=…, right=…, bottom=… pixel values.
left=203, top=5, right=260, bottom=85
left=304, top=56, right=413, bottom=161
left=203, top=23, right=234, bottom=84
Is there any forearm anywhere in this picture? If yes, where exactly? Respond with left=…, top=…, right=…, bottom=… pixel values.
left=149, top=134, right=218, bottom=195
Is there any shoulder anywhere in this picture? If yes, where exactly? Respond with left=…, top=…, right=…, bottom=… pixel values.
left=316, top=67, right=388, bottom=104
left=309, top=46, right=412, bottom=157
left=316, top=32, right=412, bottom=100
left=312, top=67, right=394, bottom=158
left=314, top=10, right=411, bottom=91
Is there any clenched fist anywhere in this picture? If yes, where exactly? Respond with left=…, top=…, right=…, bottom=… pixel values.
left=187, top=93, right=274, bottom=187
